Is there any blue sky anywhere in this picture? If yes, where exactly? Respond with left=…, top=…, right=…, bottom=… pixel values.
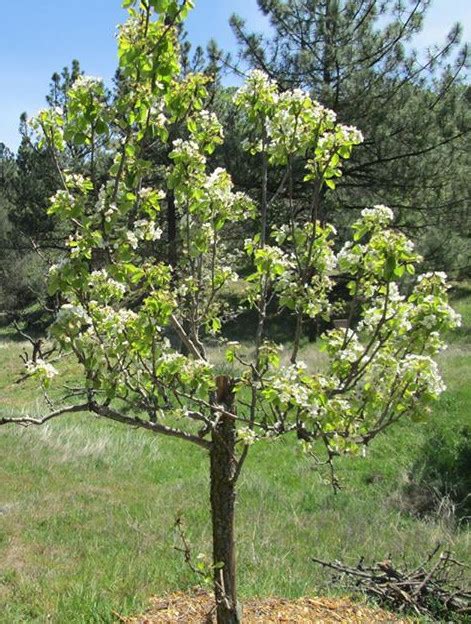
left=0, top=0, right=469, bottom=151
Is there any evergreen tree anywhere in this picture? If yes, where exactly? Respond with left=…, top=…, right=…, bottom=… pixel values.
left=0, top=142, right=49, bottom=317
left=46, top=59, right=83, bottom=109
left=230, top=0, right=471, bottom=275
left=0, top=62, right=90, bottom=320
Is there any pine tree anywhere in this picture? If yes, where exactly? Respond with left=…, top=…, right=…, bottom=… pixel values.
left=230, top=0, right=471, bottom=275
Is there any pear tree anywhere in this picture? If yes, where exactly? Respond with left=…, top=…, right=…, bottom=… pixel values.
left=0, top=2, right=461, bottom=623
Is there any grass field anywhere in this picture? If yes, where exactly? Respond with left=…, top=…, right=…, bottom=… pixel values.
left=0, top=291, right=470, bottom=623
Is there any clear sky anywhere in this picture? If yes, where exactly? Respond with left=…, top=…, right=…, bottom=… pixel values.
left=0, top=0, right=469, bottom=151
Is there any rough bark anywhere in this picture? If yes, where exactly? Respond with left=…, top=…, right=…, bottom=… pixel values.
left=210, top=376, right=241, bottom=624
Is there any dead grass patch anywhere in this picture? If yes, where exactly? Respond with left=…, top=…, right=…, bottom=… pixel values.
left=122, top=589, right=410, bottom=623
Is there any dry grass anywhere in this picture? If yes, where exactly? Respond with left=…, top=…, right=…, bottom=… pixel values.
left=122, top=589, right=410, bottom=623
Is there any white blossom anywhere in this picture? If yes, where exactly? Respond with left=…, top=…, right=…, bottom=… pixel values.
left=26, top=358, right=58, bottom=380
left=127, top=231, right=139, bottom=249
left=237, top=427, right=258, bottom=446
left=71, top=75, right=103, bottom=90
left=361, top=204, right=394, bottom=225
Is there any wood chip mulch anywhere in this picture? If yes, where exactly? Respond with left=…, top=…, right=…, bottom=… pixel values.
left=121, top=588, right=411, bottom=623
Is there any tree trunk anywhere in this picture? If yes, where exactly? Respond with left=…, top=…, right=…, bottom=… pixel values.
left=210, top=376, right=241, bottom=624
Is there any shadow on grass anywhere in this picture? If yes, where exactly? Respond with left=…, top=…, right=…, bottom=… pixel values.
left=0, top=326, right=28, bottom=344
left=450, top=283, right=471, bottom=301
left=398, top=422, right=471, bottom=524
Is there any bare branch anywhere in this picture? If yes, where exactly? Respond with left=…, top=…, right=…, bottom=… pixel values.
left=170, top=314, right=206, bottom=360
left=0, top=403, right=89, bottom=427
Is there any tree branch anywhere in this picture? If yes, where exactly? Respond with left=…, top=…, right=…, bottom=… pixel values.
left=170, top=314, right=206, bottom=360
left=90, top=402, right=211, bottom=450
left=0, top=403, right=89, bottom=427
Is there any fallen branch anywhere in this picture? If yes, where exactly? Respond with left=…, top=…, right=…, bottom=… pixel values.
left=312, top=548, right=471, bottom=619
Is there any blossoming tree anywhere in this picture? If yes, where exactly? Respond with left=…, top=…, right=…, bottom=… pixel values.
left=0, top=1, right=461, bottom=623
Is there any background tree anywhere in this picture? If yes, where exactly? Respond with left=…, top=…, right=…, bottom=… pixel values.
left=230, top=0, right=471, bottom=276
left=0, top=2, right=462, bottom=623
left=0, top=61, right=117, bottom=324
left=0, top=143, right=49, bottom=319
left=12, top=61, right=85, bottom=248
left=46, top=59, right=83, bottom=109
left=0, top=143, right=19, bottom=313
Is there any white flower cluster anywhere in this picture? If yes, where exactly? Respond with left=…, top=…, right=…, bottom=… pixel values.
left=105, top=204, right=118, bottom=223
left=237, top=427, right=258, bottom=446
left=127, top=231, right=139, bottom=249
left=171, top=138, right=206, bottom=166
left=419, top=299, right=462, bottom=330
left=67, top=233, right=95, bottom=258
left=427, top=331, right=447, bottom=354
left=238, top=76, right=344, bottom=162
left=216, top=265, right=239, bottom=284
left=319, top=248, right=337, bottom=274
left=421, top=314, right=437, bottom=330
left=138, top=187, right=165, bottom=202
left=56, top=303, right=91, bottom=327
left=88, top=269, right=126, bottom=302
left=358, top=284, right=409, bottom=333
left=71, top=75, right=103, bottom=90
left=204, top=167, right=232, bottom=201
left=234, top=70, right=279, bottom=104
left=336, top=240, right=362, bottom=269
left=194, top=109, right=224, bottom=140
left=50, top=189, right=75, bottom=211
left=133, top=219, right=163, bottom=243
left=337, top=124, right=364, bottom=145
left=149, top=98, right=167, bottom=127
left=360, top=204, right=394, bottom=226
left=265, top=362, right=319, bottom=414
left=280, top=89, right=337, bottom=124
left=400, top=354, right=446, bottom=398
left=256, top=244, right=295, bottom=273
left=366, top=351, right=400, bottom=382
left=159, top=351, right=184, bottom=366
left=445, top=306, right=462, bottom=329
left=26, top=358, right=58, bottom=380
left=326, top=328, right=364, bottom=363
left=118, top=16, right=140, bottom=46
left=48, top=258, right=68, bottom=276
left=316, top=123, right=364, bottom=155
left=417, top=271, right=449, bottom=287
left=30, top=107, right=62, bottom=124
left=388, top=282, right=405, bottom=303
left=64, top=172, right=89, bottom=190
left=182, top=358, right=214, bottom=379
left=95, top=184, right=118, bottom=223
left=412, top=276, right=462, bottom=329
left=92, top=306, right=138, bottom=335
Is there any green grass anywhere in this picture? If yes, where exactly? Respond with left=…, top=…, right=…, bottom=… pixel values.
left=0, top=294, right=470, bottom=623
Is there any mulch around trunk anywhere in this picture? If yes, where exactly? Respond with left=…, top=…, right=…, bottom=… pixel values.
left=121, top=588, right=410, bottom=623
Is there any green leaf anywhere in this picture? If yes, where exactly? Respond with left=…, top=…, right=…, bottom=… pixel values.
left=149, top=0, right=170, bottom=11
